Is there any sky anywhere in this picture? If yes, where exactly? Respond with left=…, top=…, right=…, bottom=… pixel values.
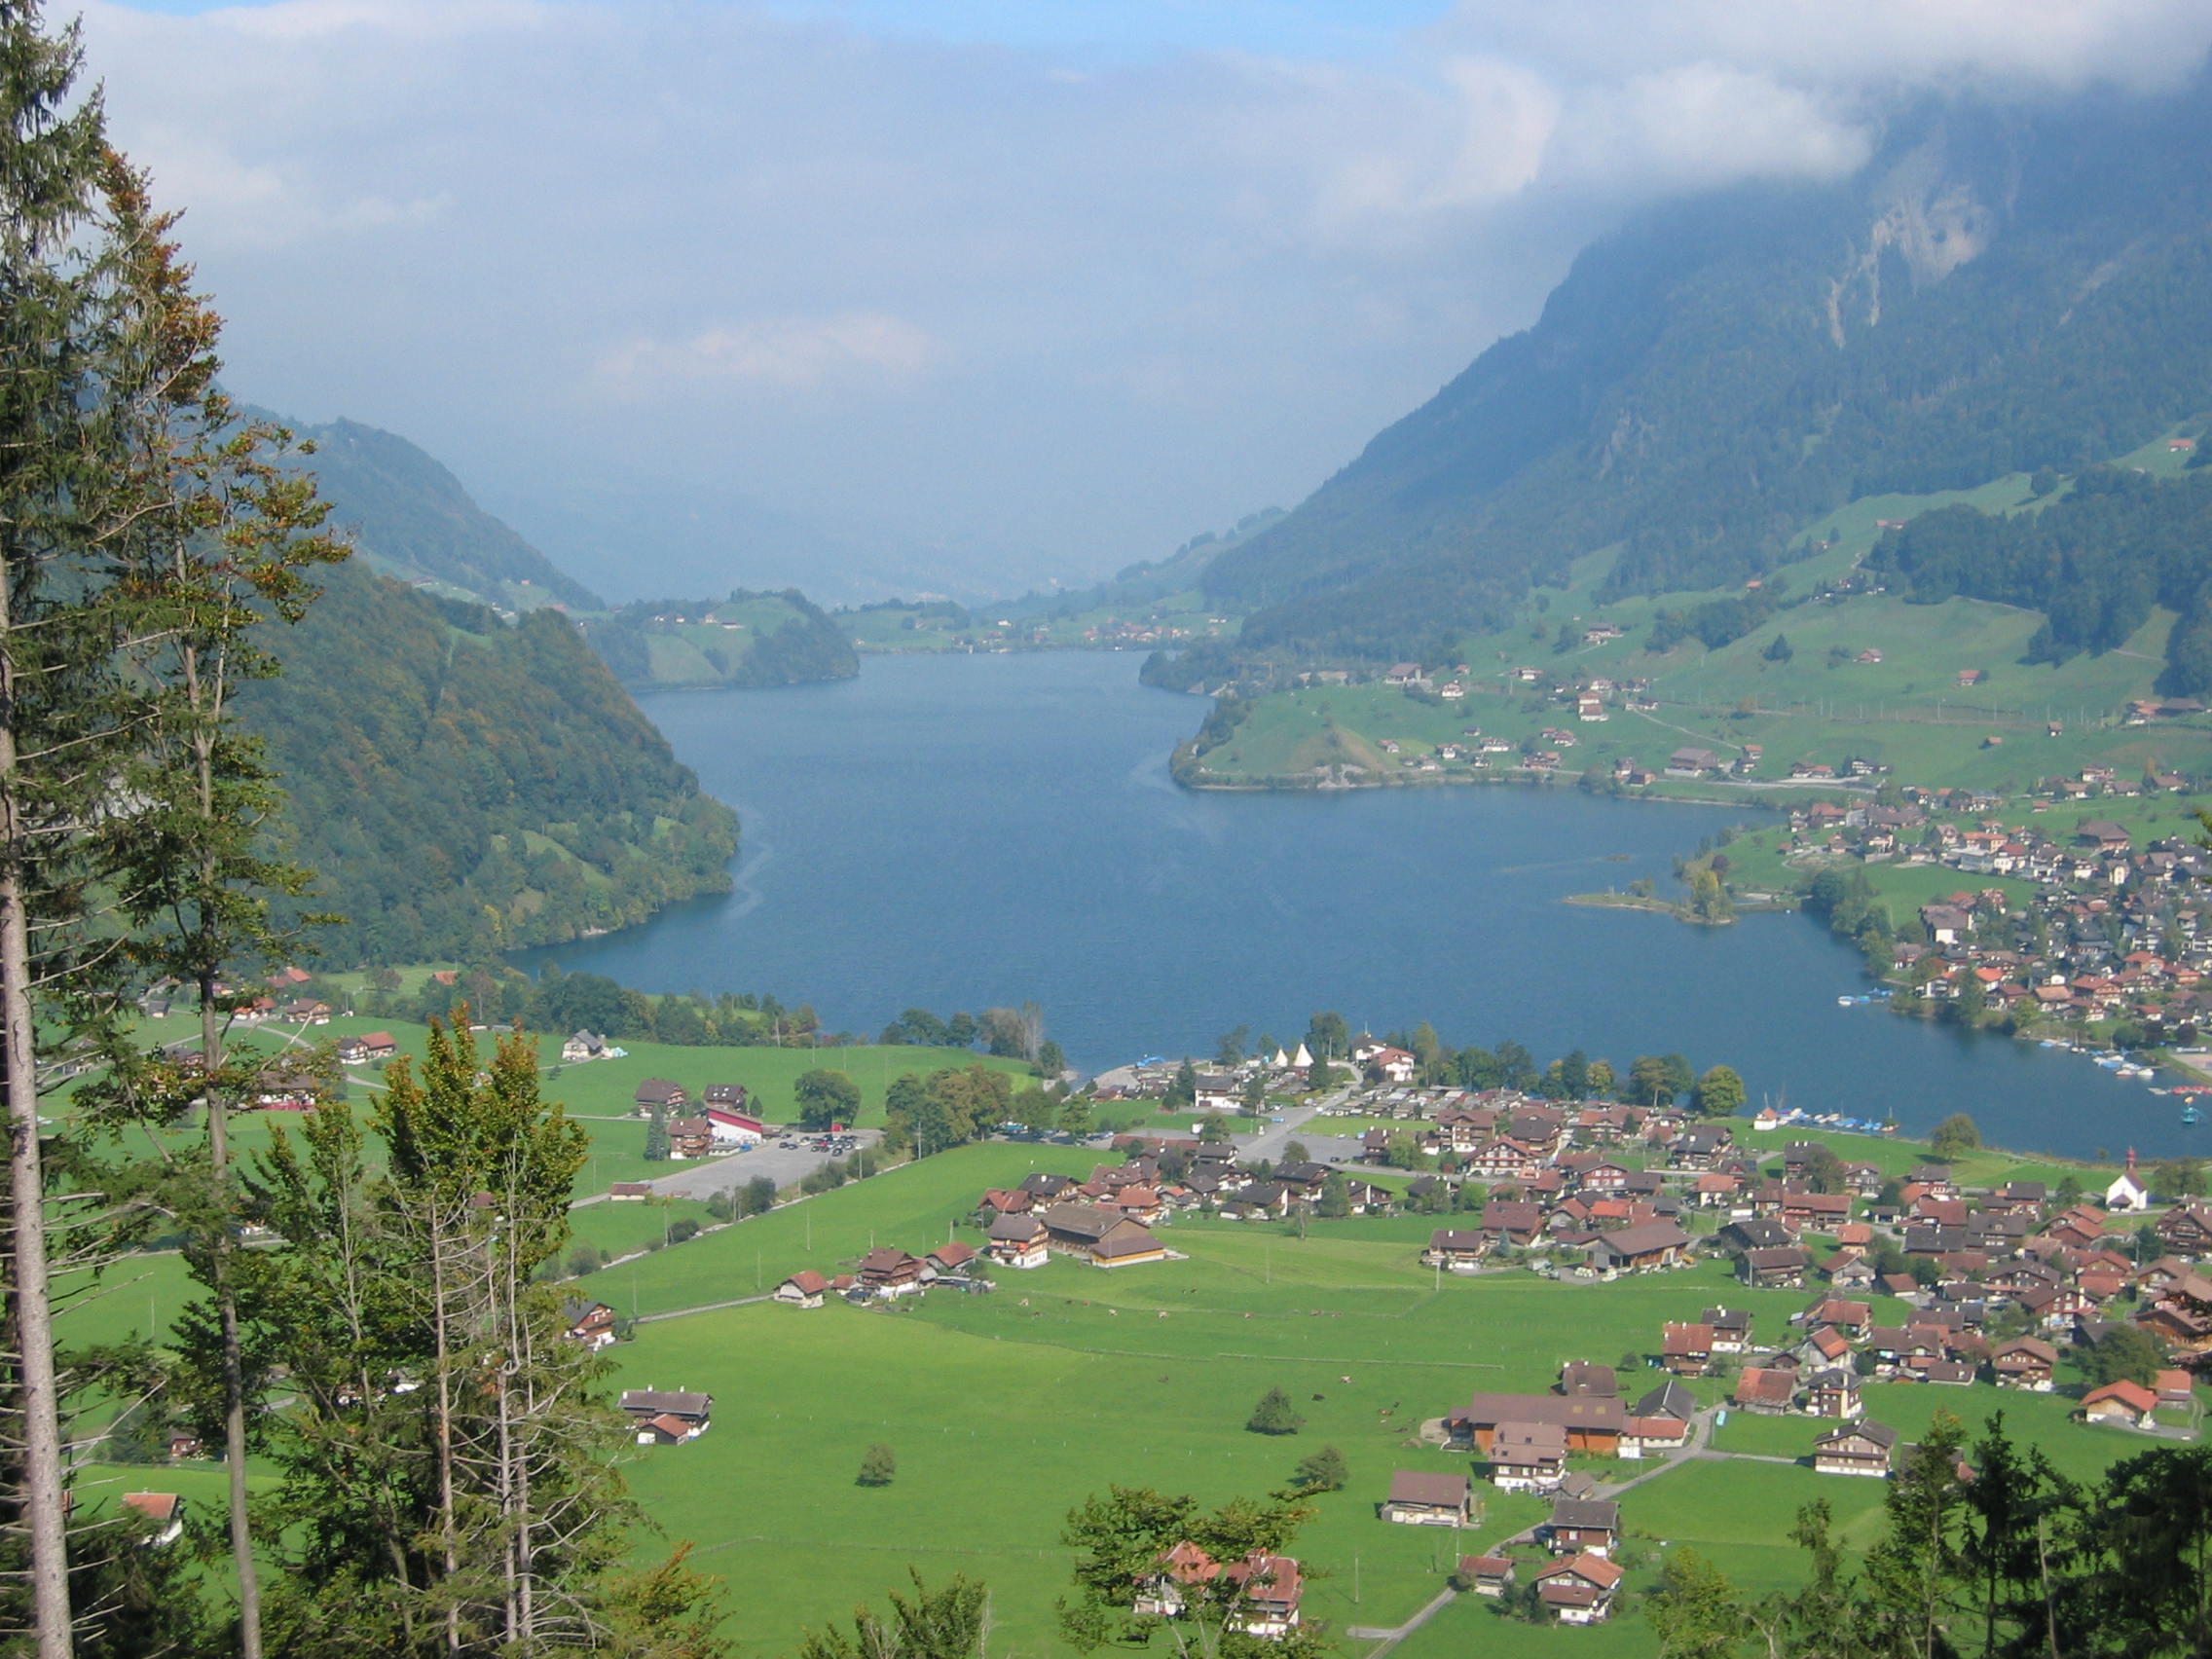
left=74, top=0, right=2212, bottom=601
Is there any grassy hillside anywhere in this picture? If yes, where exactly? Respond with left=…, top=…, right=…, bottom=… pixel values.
left=581, top=588, right=859, bottom=689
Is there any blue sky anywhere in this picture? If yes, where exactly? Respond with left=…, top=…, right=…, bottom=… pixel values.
left=73, top=0, right=2212, bottom=600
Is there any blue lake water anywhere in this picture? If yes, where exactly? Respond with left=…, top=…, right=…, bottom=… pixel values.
left=517, top=650, right=2197, bottom=1161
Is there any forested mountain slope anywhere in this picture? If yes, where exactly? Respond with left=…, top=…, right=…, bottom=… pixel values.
left=269, top=412, right=602, bottom=611
left=243, top=559, right=738, bottom=965
left=1203, top=80, right=2212, bottom=661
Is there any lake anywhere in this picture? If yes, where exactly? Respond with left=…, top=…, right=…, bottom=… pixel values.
left=517, top=650, right=2195, bottom=1161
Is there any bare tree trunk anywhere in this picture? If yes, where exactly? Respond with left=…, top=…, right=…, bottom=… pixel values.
left=200, top=983, right=262, bottom=1659
left=1, top=898, right=71, bottom=1659
left=428, top=1204, right=461, bottom=1654
left=0, top=635, right=74, bottom=1659
left=183, top=636, right=263, bottom=1659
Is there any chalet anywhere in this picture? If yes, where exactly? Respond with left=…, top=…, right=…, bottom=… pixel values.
left=1039, top=1202, right=1167, bottom=1268
left=2157, top=1201, right=2212, bottom=1255
left=1801, top=1367, right=1863, bottom=1419
left=608, top=1181, right=652, bottom=1200
left=1734, top=1367, right=1797, bottom=1413
left=1487, top=1421, right=1569, bottom=1492
left=1815, top=1421, right=1897, bottom=1477
left=1704, top=1308, right=1754, bottom=1352
left=666, top=1117, right=714, bottom=1160
left=924, top=1242, right=978, bottom=1280
left=1480, top=1199, right=1547, bottom=1248
left=1455, top=1392, right=1625, bottom=1456
left=1660, top=1323, right=1714, bottom=1376
left=1545, top=1497, right=1621, bottom=1557
left=1133, top=1541, right=1216, bottom=1619
left=1798, top=1299, right=1873, bottom=1338
left=121, top=1493, right=185, bottom=1547
left=1635, top=1380, right=1697, bottom=1423
left=1457, top=1555, right=1516, bottom=1598
left=773, top=1271, right=830, bottom=1309
left=1223, top=1553, right=1304, bottom=1639
left=703, top=1084, right=749, bottom=1109
left=1622, top=1415, right=1690, bottom=1458
left=1801, top=1325, right=1852, bottom=1369
left=355, top=1032, right=398, bottom=1062
left=857, top=1247, right=926, bottom=1298
left=619, top=1388, right=711, bottom=1444
left=1720, top=1218, right=1796, bottom=1254
left=1741, top=1247, right=1814, bottom=1289
left=562, top=1299, right=617, bottom=1348
left=2081, top=1380, right=2158, bottom=1429
left=1667, top=747, right=1725, bottom=777
left=560, top=1030, right=608, bottom=1063
left=1586, top=1219, right=1692, bottom=1274
left=634, top=1079, right=688, bottom=1115
left=1423, top=1229, right=1488, bottom=1270
left=1531, top=1554, right=1624, bottom=1625
left=985, top=1211, right=1051, bottom=1269
left=1020, top=1172, right=1077, bottom=1204
left=1380, top=1470, right=1474, bottom=1527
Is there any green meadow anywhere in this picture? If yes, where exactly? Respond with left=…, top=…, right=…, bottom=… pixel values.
left=593, top=1143, right=2173, bottom=1657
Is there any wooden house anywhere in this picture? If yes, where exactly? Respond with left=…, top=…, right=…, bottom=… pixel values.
left=774, top=1271, right=830, bottom=1309
left=1487, top=1421, right=1568, bottom=1492
left=2081, top=1380, right=2158, bottom=1428
left=1991, top=1337, right=2057, bottom=1391
left=1813, top=1421, right=1896, bottom=1477
left=1531, top=1554, right=1623, bottom=1624
left=1380, top=1470, right=1473, bottom=1527
left=1545, top=1497, right=1620, bottom=1556
left=1457, top=1554, right=1516, bottom=1598
left=985, top=1211, right=1051, bottom=1269
left=1040, top=1202, right=1166, bottom=1268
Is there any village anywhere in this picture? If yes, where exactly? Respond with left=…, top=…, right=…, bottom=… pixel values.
left=571, top=1029, right=2212, bottom=1639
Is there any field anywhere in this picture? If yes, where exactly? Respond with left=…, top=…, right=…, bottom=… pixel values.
left=1185, top=428, right=2212, bottom=802
left=594, top=1143, right=2174, bottom=1658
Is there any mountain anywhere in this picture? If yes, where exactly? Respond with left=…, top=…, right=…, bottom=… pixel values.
left=1200, top=79, right=2212, bottom=663
left=269, top=414, right=602, bottom=611
left=242, top=558, right=738, bottom=967
left=581, top=589, right=860, bottom=689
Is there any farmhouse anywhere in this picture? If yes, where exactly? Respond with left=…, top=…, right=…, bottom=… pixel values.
left=1422, top=1229, right=1488, bottom=1269
left=560, top=1030, right=608, bottom=1063
left=1223, top=1553, right=1304, bottom=1639
left=774, top=1271, right=830, bottom=1309
left=1813, top=1421, right=1897, bottom=1477
left=1733, top=1368, right=1796, bottom=1414
left=1531, top=1554, right=1624, bottom=1624
left=1661, top=1322, right=1714, bottom=1376
left=562, top=1299, right=616, bottom=1349
left=1487, top=1421, right=1569, bottom=1492
left=633, top=1079, right=688, bottom=1114
left=1379, top=1470, right=1474, bottom=1527
left=1991, top=1337, right=2058, bottom=1391
left=619, top=1388, right=712, bottom=1445
left=857, top=1247, right=926, bottom=1298
left=985, top=1212, right=1051, bottom=1269
left=1545, top=1497, right=1620, bottom=1557
left=1039, top=1202, right=1167, bottom=1268
left=1455, top=1392, right=1624, bottom=1456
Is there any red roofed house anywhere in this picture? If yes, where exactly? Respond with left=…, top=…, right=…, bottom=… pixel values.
left=2081, top=1380, right=2158, bottom=1429
left=774, top=1270, right=830, bottom=1309
left=1531, top=1554, right=1624, bottom=1624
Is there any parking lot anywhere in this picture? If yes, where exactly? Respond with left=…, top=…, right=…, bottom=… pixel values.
left=643, top=1129, right=879, bottom=1202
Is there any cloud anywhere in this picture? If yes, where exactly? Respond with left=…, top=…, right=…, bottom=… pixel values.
left=599, top=313, right=942, bottom=389
left=67, top=1, right=2212, bottom=595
